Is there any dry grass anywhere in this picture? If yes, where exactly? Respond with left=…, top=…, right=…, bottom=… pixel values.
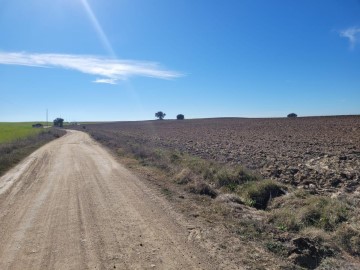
left=0, top=128, right=66, bottom=176
left=336, top=224, right=360, bottom=256
left=238, top=179, right=287, bottom=209
left=269, top=191, right=350, bottom=232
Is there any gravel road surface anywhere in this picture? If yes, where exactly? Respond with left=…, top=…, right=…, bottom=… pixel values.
left=0, top=130, right=216, bottom=270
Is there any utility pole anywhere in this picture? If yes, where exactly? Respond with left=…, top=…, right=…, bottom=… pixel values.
left=46, top=109, right=48, bottom=127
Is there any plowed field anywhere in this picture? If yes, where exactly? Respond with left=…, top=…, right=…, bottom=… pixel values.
left=81, top=116, right=360, bottom=193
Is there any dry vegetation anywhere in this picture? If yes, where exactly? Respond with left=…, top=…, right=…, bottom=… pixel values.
left=70, top=116, right=360, bottom=269
left=0, top=128, right=66, bottom=176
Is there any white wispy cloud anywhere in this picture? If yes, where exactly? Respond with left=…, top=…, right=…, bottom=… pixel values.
left=340, top=27, right=360, bottom=49
left=0, top=52, right=182, bottom=84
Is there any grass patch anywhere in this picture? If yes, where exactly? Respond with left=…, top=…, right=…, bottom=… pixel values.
left=174, top=168, right=195, bottom=185
left=269, top=191, right=350, bottom=232
left=234, top=219, right=267, bottom=241
left=0, top=122, right=46, bottom=143
left=161, top=187, right=173, bottom=197
left=265, top=241, right=287, bottom=256
left=215, top=167, right=259, bottom=189
left=336, top=224, right=360, bottom=256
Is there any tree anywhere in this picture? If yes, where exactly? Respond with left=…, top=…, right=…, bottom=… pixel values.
left=176, top=114, right=185, bottom=120
left=287, top=113, right=298, bottom=118
left=53, top=118, right=64, bottom=127
left=155, top=111, right=166, bottom=120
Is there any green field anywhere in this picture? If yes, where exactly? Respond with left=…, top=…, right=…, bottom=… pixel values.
left=0, top=122, right=45, bottom=143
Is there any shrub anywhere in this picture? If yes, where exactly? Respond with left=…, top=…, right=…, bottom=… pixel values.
left=240, top=180, right=286, bottom=210
left=176, top=114, right=185, bottom=120
left=287, top=113, right=298, bottom=118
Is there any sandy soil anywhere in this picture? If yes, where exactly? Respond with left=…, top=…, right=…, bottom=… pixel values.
left=0, top=130, right=220, bottom=270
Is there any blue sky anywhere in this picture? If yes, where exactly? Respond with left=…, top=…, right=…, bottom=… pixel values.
left=0, top=0, right=359, bottom=122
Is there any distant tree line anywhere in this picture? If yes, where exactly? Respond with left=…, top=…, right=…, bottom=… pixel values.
left=155, top=111, right=185, bottom=120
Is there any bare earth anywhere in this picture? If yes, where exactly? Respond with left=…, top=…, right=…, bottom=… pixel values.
left=82, top=116, right=360, bottom=193
left=0, top=130, right=219, bottom=270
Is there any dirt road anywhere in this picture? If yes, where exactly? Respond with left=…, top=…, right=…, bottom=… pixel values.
left=0, top=130, right=216, bottom=270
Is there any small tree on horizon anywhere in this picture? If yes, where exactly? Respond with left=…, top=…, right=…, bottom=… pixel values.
left=177, top=114, right=185, bottom=120
left=53, top=118, right=64, bottom=127
left=287, top=113, right=298, bottom=118
left=155, top=111, right=166, bottom=120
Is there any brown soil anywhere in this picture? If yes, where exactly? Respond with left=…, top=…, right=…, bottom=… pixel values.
left=82, top=116, right=360, bottom=194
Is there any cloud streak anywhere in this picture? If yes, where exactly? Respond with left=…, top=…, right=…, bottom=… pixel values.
left=0, top=52, right=182, bottom=84
left=340, top=27, right=360, bottom=49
